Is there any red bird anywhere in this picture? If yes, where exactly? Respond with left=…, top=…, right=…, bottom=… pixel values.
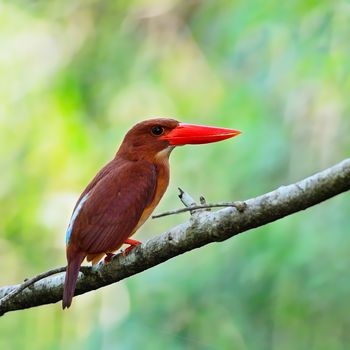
left=63, top=118, right=241, bottom=308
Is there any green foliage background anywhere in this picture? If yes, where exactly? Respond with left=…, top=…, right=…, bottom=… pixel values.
left=1, top=0, right=349, bottom=349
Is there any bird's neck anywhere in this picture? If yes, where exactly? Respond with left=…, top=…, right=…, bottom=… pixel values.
left=115, top=147, right=172, bottom=199
left=153, top=149, right=170, bottom=190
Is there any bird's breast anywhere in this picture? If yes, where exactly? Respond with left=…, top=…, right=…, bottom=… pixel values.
left=132, top=160, right=170, bottom=233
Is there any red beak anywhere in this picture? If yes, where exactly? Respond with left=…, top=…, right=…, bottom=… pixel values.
left=160, top=123, right=241, bottom=146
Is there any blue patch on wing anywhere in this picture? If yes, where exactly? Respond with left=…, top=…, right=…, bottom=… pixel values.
left=66, top=193, right=89, bottom=245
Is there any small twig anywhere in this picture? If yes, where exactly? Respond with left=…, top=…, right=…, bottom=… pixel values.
left=178, top=187, right=197, bottom=207
left=0, top=266, right=66, bottom=308
left=177, top=187, right=200, bottom=216
left=199, top=196, right=207, bottom=205
left=152, top=201, right=247, bottom=219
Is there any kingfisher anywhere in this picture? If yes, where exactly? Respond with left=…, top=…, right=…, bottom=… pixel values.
left=63, top=118, right=241, bottom=308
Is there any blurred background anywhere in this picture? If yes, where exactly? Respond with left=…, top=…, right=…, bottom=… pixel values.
left=0, top=0, right=349, bottom=349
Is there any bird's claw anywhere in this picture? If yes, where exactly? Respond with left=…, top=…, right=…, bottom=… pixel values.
left=122, top=239, right=141, bottom=256
left=104, top=253, right=116, bottom=264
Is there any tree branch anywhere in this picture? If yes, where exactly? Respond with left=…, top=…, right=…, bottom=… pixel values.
left=151, top=202, right=247, bottom=218
left=0, top=158, right=349, bottom=316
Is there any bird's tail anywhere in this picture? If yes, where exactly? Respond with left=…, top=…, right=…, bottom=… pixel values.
left=62, top=252, right=85, bottom=309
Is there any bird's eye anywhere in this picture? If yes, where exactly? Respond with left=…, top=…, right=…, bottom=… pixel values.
left=151, top=126, right=164, bottom=136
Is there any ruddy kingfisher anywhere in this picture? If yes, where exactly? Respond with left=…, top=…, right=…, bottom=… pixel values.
left=63, top=118, right=241, bottom=308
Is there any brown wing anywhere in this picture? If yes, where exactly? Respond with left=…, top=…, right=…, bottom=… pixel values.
left=69, top=158, right=157, bottom=254
left=70, top=158, right=117, bottom=212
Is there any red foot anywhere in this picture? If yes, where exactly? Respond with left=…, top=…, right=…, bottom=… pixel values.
left=104, top=253, right=116, bottom=264
left=122, top=238, right=141, bottom=256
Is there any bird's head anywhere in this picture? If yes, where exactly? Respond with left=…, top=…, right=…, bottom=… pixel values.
left=117, top=118, right=241, bottom=161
